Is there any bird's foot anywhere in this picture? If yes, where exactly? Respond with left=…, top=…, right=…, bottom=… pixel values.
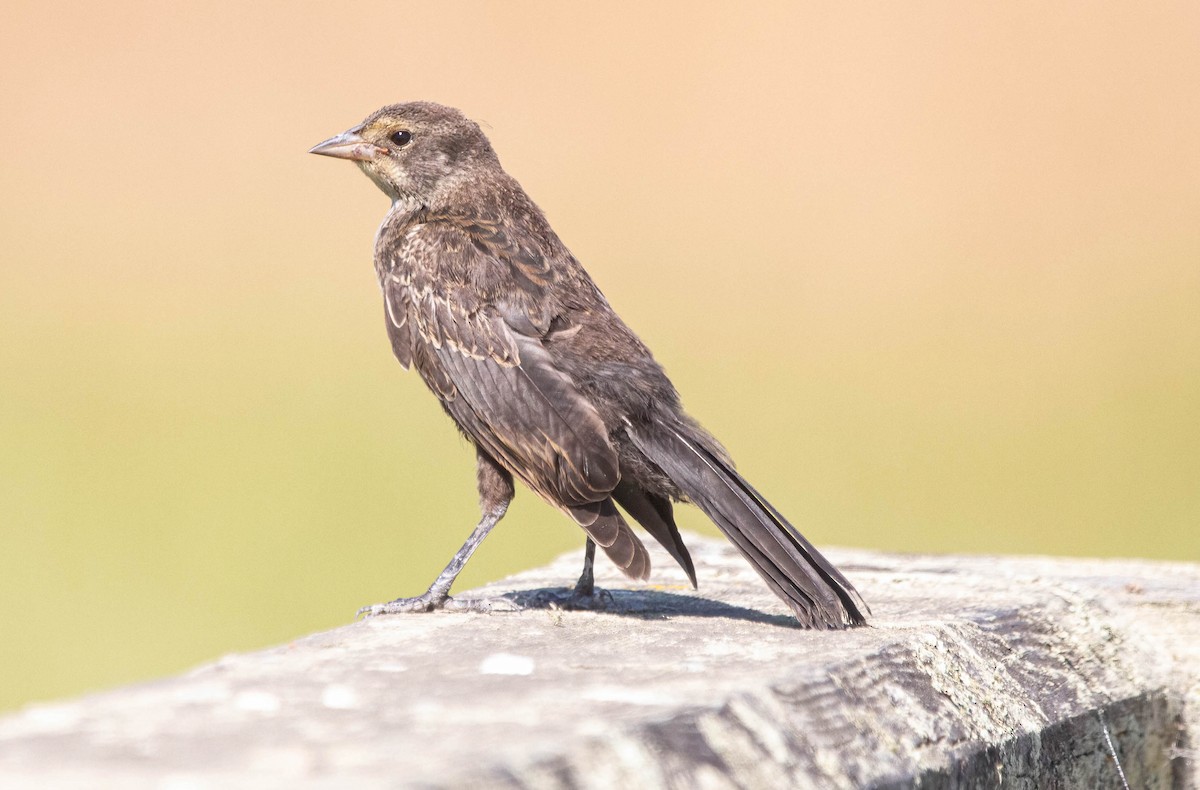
left=357, top=592, right=446, bottom=618
left=357, top=592, right=519, bottom=618
left=526, top=585, right=615, bottom=611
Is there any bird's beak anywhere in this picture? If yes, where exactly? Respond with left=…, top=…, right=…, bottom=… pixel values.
left=308, top=126, right=386, bottom=161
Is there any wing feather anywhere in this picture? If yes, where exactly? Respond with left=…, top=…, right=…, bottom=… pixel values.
left=382, top=217, right=656, bottom=580
left=383, top=223, right=618, bottom=508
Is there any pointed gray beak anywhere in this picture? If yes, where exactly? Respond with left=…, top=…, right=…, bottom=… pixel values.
left=308, top=126, right=387, bottom=161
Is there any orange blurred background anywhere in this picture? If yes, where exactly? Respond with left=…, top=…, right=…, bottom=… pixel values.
left=2, top=2, right=1197, bottom=711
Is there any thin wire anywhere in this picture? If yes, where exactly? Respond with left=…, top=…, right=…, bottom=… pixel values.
left=1097, top=710, right=1130, bottom=790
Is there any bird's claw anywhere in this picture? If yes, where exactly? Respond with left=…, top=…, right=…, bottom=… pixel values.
left=356, top=593, right=522, bottom=619
left=532, top=586, right=614, bottom=611
left=356, top=593, right=448, bottom=618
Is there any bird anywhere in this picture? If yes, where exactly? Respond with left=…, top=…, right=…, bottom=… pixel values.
left=309, top=102, right=868, bottom=628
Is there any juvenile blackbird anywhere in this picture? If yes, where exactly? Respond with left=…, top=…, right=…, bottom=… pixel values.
left=310, top=102, right=867, bottom=628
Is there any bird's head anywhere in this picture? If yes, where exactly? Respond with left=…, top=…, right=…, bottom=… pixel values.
left=309, top=102, right=498, bottom=207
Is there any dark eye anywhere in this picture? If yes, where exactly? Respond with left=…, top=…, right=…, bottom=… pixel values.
left=389, top=130, right=412, bottom=147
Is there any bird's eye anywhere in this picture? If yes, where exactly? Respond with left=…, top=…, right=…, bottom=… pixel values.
left=389, top=130, right=412, bottom=147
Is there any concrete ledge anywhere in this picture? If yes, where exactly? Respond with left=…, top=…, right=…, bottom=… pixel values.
left=1, top=536, right=1196, bottom=788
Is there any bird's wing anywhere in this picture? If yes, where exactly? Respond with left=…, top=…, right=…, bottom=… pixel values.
left=380, top=216, right=650, bottom=581
left=382, top=295, right=414, bottom=369
left=380, top=221, right=652, bottom=579
left=382, top=255, right=617, bottom=508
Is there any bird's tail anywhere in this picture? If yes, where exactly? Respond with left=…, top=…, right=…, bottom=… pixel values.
left=627, top=419, right=868, bottom=628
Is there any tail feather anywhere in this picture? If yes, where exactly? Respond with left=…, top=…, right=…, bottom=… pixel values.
left=722, top=458, right=869, bottom=615
left=628, top=421, right=867, bottom=628
left=612, top=480, right=697, bottom=588
left=568, top=499, right=651, bottom=581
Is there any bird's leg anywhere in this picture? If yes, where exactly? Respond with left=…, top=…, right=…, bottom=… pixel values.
left=566, top=537, right=613, bottom=606
left=358, top=449, right=514, bottom=617
left=573, top=538, right=596, bottom=597
left=526, top=538, right=612, bottom=610
left=357, top=505, right=507, bottom=616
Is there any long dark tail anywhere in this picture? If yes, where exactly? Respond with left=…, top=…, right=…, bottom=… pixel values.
left=628, top=419, right=868, bottom=629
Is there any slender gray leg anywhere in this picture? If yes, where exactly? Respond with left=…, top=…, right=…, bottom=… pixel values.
left=527, top=538, right=610, bottom=610
left=358, top=448, right=514, bottom=617
left=573, top=539, right=596, bottom=597
left=358, top=505, right=507, bottom=616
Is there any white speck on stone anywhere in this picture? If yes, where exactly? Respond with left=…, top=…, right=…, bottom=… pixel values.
left=479, top=653, right=535, bottom=676
left=582, top=686, right=679, bottom=706
left=234, top=690, right=281, bottom=714
left=18, top=703, right=83, bottom=733
left=321, top=683, right=360, bottom=710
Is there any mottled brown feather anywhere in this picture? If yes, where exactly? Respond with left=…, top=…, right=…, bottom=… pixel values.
left=384, top=219, right=619, bottom=513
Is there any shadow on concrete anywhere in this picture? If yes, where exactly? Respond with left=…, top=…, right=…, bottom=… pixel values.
left=494, top=587, right=799, bottom=629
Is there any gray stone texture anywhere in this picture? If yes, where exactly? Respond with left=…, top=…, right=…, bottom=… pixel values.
left=1, top=535, right=1197, bottom=788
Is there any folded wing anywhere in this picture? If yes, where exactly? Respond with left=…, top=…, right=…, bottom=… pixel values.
left=382, top=226, right=650, bottom=580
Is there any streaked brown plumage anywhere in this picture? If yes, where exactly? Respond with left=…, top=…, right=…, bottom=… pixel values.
left=310, top=102, right=867, bottom=628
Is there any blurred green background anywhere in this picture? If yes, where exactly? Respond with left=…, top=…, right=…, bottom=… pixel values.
left=2, top=2, right=1197, bottom=713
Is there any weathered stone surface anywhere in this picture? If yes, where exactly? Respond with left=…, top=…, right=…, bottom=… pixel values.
left=1, top=536, right=1196, bottom=788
